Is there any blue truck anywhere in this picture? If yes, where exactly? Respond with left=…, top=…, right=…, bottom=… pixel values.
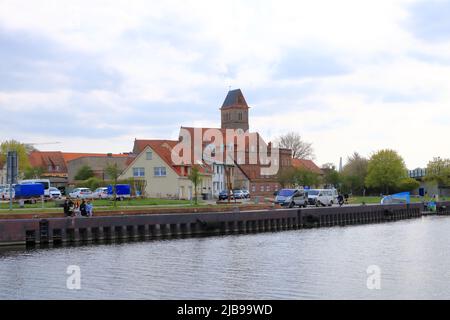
left=14, top=183, right=45, bottom=203
left=107, top=184, right=131, bottom=201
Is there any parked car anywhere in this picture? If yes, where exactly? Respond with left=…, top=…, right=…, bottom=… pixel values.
left=219, top=190, right=237, bottom=200
left=275, top=189, right=308, bottom=208
left=92, top=187, right=109, bottom=199
left=69, top=188, right=93, bottom=199
left=1, top=186, right=15, bottom=200
left=232, top=189, right=246, bottom=199
left=307, top=189, right=335, bottom=206
left=242, top=189, right=250, bottom=198
left=219, top=190, right=230, bottom=200
left=48, top=187, right=62, bottom=199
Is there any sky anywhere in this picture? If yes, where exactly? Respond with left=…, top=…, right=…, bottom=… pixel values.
left=0, top=0, right=449, bottom=169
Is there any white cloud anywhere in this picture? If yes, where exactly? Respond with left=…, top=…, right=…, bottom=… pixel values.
left=1, top=0, right=449, bottom=169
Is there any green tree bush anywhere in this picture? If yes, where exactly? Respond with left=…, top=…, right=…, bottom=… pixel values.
left=365, top=149, right=407, bottom=194
left=425, top=157, right=450, bottom=187
left=396, top=178, right=420, bottom=192
left=74, top=165, right=94, bottom=181
left=188, top=165, right=202, bottom=205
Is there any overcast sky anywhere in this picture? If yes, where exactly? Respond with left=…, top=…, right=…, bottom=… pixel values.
left=1, top=0, right=449, bottom=169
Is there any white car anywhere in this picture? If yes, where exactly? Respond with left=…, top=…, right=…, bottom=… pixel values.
left=307, top=189, right=335, bottom=207
left=69, top=188, right=93, bottom=199
left=92, top=187, right=108, bottom=199
left=1, top=186, right=15, bottom=200
left=49, top=187, right=62, bottom=199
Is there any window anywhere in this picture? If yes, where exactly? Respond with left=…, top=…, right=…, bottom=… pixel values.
left=146, top=151, right=153, bottom=160
left=133, top=167, right=145, bottom=177
left=252, top=185, right=256, bottom=192
left=260, top=185, right=264, bottom=192
left=154, top=167, right=167, bottom=177
left=266, top=185, right=271, bottom=192
left=238, top=112, right=242, bottom=120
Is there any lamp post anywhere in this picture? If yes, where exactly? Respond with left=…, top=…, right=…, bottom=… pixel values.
left=7, top=151, right=18, bottom=211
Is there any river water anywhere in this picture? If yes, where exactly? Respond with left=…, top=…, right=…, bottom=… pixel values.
left=1, top=215, right=450, bottom=300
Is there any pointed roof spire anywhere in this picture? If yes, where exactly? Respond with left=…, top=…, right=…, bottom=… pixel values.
left=221, top=88, right=249, bottom=109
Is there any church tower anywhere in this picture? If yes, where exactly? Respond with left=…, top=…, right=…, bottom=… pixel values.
left=220, top=89, right=249, bottom=132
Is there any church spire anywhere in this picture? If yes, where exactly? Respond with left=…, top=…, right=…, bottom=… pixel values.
left=220, top=89, right=249, bottom=131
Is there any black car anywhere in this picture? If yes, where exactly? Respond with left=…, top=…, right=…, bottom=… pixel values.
left=219, top=190, right=232, bottom=200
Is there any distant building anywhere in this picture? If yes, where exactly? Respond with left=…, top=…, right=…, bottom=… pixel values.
left=0, top=158, right=6, bottom=185
left=292, top=158, right=323, bottom=175
left=120, top=89, right=294, bottom=198
left=120, top=139, right=212, bottom=199
left=28, top=151, right=128, bottom=189
left=67, top=155, right=129, bottom=183
left=408, top=167, right=450, bottom=197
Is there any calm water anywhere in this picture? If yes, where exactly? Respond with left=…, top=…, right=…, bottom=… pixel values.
left=1, top=215, right=450, bottom=299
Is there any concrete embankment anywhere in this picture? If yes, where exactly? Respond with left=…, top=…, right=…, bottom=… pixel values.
left=0, top=202, right=449, bottom=247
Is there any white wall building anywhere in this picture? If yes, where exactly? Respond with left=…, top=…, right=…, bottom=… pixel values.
left=212, top=162, right=226, bottom=197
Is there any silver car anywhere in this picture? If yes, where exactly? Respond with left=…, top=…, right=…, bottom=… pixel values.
left=275, top=189, right=308, bottom=208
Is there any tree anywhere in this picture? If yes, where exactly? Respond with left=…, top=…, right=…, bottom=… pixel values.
left=341, top=152, right=368, bottom=195
left=397, top=178, right=420, bottom=192
left=276, top=132, right=314, bottom=160
left=74, top=165, right=94, bottom=181
left=277, top=167, right=320, bottom=188
left=321, top=163, right=341, bottom=188
left=188, top=165, right=203, bottom=205
left=425, top=157, right=450, bottom=187
left=23, top=166, right=45, bottom=179
left=365, top=149, right=407, bottom=194
left=293, top=167, right=320, bottom=188
left=0, top=140, right=31, bottom=174
left=277, top=167, right=296, bottom=188
left=105, top=163, right=121, bottom=207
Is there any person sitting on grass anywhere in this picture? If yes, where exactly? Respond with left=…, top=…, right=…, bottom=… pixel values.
left=80, top=200, right=87, bottom=217
left=63, top=199, right=73, bottom=217
left=86, top=200, right=93, bottom=217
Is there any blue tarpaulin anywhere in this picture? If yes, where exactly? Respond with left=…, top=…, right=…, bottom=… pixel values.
left=381, top=192, right=410, bottom=204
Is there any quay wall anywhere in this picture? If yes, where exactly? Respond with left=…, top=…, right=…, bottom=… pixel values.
left=0, top=203, right=439, bottom=246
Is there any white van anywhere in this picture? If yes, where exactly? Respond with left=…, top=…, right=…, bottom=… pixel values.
left=19, top=179, right=51, bottom=198
left=307, top=189, right=335, bottom=207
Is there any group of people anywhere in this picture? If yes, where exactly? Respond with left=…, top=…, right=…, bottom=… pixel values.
left=337, top=193, right=349, bottom=206
left=63, top=198, right=94, bottom=217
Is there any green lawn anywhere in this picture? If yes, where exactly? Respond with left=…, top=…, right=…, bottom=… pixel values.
left=347, top=196, right=447, bottom=204
left=0, top=198, right=193, bottom=211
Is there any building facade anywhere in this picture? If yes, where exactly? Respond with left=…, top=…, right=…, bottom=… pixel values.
left=120, top=140, right=213, bottom=199
left=67, top=155, right=128, bottom=183
left=0, top=160, right=6, bottom=185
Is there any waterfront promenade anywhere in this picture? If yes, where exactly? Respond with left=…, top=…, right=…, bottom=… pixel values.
left=1, top=201, right=448, bottom=247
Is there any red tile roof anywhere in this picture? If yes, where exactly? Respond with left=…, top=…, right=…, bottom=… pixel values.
left=132, top=140, right=186, bottom=176
left=292, top=158, right=323, bottom=175
left=63, top=152, right=128, bottom=162
left=29, top=151, right=67, bottom=172
left=28, top=151, right=129, bottom=175
left=179, top=127, right=287, bottom=180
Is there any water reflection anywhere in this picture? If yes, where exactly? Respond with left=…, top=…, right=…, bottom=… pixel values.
left=1, top=216, right=450, bottom=299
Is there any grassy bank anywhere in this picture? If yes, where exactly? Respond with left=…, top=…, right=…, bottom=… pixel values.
left=347, top=196, right=447, bottom=204
left=0, top=198, right=193, bottom=210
